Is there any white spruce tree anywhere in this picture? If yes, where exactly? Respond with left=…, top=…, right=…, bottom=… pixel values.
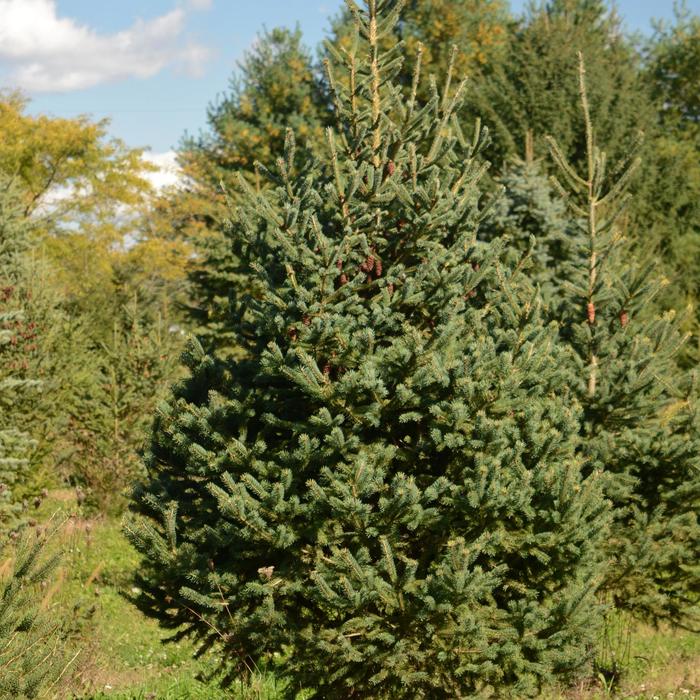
left=127, top=3, right=609, bottom=696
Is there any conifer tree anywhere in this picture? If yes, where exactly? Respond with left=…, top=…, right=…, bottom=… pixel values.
left=70, top=299, right=181, bottom=511
left=483, top=151, right=575, bottom=302
left=0, top=529, right=65, bottom=698
left=0, top=181, right=40, bottom=526
left=127, top=3, right=609, bottom=696
left=642, top=7, right=700, bottom=355
left=497, top=56, right=700, bottom=624
left=468, top=1, right=700, bottom=346
left=468, top=0, right=652, bottom=169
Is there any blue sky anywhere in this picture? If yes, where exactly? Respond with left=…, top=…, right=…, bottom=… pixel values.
left=0, top=0, right=696, bottom=158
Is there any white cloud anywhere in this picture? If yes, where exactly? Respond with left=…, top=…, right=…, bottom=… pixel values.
left=187, top=0, right=213, bottom=9
left=0, top=0, right=211, bottom=92
left=143, top=151, right=183, bottom=191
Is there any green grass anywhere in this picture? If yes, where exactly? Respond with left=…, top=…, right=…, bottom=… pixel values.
left=30, top=491, right=700, bottom=699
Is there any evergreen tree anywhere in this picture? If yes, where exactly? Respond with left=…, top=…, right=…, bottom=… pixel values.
left=0, top=529, right=64, bottom=699
left=161, top=26, right=327, bottom=354
left=0, top=183, right=64, bottom=698
left=127, top=3, right=608, bottom=697
left=646, top=5, right=700, bottom=134
left=467, top=0, right=652, bottom=169
left=491, top=56, right=700, bottom=624
left=467, top=0, right=700, bottom=349
left=0, top=181, right=40, bottom=526
left=482, top=150, right=576, bottom=301
left=69, top=298, right=181, bottom=511
left=641, top=6, right=700, bottom=356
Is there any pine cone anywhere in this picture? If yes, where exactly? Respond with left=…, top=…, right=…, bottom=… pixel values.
left=619, top=309, right=629, bottom=327
left=587, top=302, right=596, bottom=324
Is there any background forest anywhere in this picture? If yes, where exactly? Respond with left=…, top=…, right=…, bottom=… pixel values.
left=1, top=0, right=699, bottom=698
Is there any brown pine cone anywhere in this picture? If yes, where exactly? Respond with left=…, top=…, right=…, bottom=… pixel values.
left=587, top=302, right=596, bottom=324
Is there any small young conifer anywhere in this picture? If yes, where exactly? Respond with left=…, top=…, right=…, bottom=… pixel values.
left=127, top=3, right=609, bottom=696
left=0, top=529, right=65, bottom=699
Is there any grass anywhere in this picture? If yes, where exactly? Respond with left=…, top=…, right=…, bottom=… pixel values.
left=27, top=491, right=700, bottom=699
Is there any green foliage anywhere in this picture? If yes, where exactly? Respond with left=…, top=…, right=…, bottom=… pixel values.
left=641, top=5, right=700, bottom=354
left=128, top=2, right=609, bottom=697
left=0, top=180, right=41, bottom=527
left=0, top=529, right=64, bottom=699
left=329, top=0, right=510, bottom=103
left=67, top=299, right=182, bottom=511
left=463, top=0, right=700, bottom=352
left=467, top=0, right=651, bottom=169
left=646, top=4, right=700, bottom=134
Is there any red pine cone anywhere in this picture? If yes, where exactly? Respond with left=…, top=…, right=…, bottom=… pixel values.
left=375, top=258, right=383, bottom=277
left=386, top=160, right=396, bottom=176
left=619, top=309, right=629, bottom=327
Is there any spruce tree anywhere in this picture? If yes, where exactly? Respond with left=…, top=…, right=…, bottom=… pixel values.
left=467, top=0, right=700, bottom=349
left=0, top=182, right=64, bottom=697
left=69, top=298, right=180, bottom=511
left=495, top=56, right=700, bottom=625
left=0, top=181, right=40, bottom=526
left=482, top=151, right=576, bottom=302
left=467, top=0, right=652, bottom=169
left=127, top=2, right=608, bottom=697
left=0, top=529, right=64, bottom=699
left=642, top=7, right=700, bottom=356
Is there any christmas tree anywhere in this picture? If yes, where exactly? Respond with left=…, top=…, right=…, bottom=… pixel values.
left=67, top=297, right=181, bottom=512
left=329, top=0, right=509, bottom=103
left=468, top=0, right=652, bottom=169
left=497, top=55, right=700, bottom=624
left=127, top=2, right=608, bottom=696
